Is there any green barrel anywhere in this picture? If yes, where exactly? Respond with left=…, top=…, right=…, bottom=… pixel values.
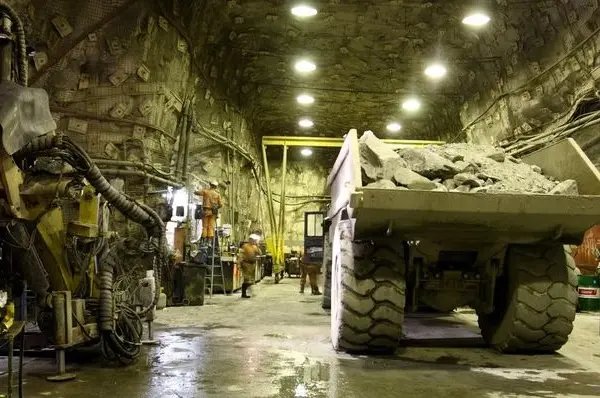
left=577, top=275, right=600, bottom=312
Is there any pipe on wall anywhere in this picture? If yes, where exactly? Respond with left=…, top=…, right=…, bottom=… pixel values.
left=92, top=159, right=171, bottom=176
left=98, top=168, right=183, bottom=188
left=276, top=145, right=288, bottom=272
left=181, top=98, right=194, bottom=179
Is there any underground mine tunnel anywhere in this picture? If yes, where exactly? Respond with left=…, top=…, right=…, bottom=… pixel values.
left=0, top=1, right=600, bottom=397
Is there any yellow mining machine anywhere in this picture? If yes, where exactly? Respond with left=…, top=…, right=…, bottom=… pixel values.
left=0, top=4, right=165, bottom=381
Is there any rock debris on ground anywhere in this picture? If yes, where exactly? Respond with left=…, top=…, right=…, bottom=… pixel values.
left=358, top=131, right=579, bottom=195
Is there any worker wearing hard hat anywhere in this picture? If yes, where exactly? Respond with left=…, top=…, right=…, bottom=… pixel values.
left=195, top=181, right=222, bottom=244
left=238, top=234, right=262, bottom=298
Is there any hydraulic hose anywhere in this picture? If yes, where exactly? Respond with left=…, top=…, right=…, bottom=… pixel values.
left=86, top=164, right=154, bottom=228
left=0, top=3, right=28, bottom=86
left=98, top=246, right=116, bottom=332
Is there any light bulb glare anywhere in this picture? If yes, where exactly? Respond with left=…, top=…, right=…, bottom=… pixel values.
left=297, top=94, right=314, bottom=105
left=386, top=123, right=402, bottom=133
left=402, top=98, right=421, bottom=112
left=295, top=60, right=316, bottom=73
left=291, top=5, right=318, bottom=17
left=424, top=64, right=447, bottom=79
left=462, top=13, right=490, bottom=26
left=298, top=119, right=314, bottom=128
left=300, top=148, right=313, bottom=157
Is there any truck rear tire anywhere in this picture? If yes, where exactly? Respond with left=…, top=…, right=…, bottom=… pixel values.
left=331, top=220, right=406, bottom=354
left=478, top=244, right=578, bottom=353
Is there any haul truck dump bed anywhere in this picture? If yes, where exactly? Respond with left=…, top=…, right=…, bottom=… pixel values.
left=324, top=129, right=600, bottom=354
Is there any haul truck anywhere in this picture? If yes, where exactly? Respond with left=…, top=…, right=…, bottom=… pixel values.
left=323, top=129, right=600, bottom=354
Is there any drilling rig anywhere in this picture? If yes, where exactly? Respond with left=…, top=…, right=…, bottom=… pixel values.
left=0, top=4, right=165, bottom=380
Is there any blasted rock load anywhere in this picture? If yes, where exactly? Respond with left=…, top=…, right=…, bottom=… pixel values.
left=359, top=131, right=578, bottom=195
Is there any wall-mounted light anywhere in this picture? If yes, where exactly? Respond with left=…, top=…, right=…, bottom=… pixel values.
left=300, top=148, right=313, bottom=157
left=297, top=94, right=314, bottom=105
left=386, top=122, right=402, bottom=133
left=424, top=63, right=447, bottom=79
left=291, top=5, right=318, bottom=17
left=402, top=98, right=421, bottom=112
left=298, top=118, right=314, bottom=128
left=295, top=59, right=316, bottom=73
left=462, top=12, right=490, bottom=27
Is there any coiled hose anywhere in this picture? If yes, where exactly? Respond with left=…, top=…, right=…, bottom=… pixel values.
left=0, top=3, right=28, bottom=86
left=98, top=247, right=143, bottom=364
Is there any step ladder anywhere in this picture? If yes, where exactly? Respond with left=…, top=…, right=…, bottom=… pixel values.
left=205, top=233, right=228, bottom=297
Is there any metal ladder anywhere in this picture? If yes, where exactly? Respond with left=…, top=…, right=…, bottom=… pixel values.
left=206, top=230, right=227, bottom=297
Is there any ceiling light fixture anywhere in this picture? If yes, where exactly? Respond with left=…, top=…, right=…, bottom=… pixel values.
left=424, top=63, right=447, bottom=79
left=297, top=94, right=314, bottom=105
left=298, top=118, right=314, bottom=128
left=291, top=5, right=318, bottom=17
left=295, top=59, right=316, bottom=73
left=462, top=12, right=491, bottom=27
left=300, top=148, right=313, bottom=157
left=386, top=122, right=402, bottom=133
left=402, top=98, right=421, bottom=112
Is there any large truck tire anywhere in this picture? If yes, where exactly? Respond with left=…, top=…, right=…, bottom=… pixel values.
left=478, top=244, right=578, bottom=353
left=331, top=220, right=406, bottom=354
left=322, top=229, right=332, bottom=309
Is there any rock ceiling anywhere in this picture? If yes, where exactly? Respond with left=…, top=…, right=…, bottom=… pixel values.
left=211, top=0, right=600, bottom=141
left=179, top=1, right=599, bottom=141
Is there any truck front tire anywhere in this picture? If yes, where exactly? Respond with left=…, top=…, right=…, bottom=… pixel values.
left=331, top=220, right=406, bottom=353
left=478, top=244, right=578, bottom=353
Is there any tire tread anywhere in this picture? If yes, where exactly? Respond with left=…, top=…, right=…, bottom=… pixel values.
left=478, top=245, right=576, bottom=353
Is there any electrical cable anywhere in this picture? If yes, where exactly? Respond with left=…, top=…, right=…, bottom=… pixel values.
left=0, top=3, right=27, bottom=86
left=72, top=313, right=93, bottom=340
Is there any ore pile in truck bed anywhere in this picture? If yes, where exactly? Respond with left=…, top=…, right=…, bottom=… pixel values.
left=359, top=131, right=579, bottom=195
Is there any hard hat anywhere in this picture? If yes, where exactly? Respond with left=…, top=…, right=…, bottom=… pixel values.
left=210, top=180, right=218, bottom=187
left=249, top=233, right=260, bottom=241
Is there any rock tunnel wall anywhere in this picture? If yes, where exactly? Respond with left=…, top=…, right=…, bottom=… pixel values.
left=461, top=1, right=600, bottom=168
left=9, top=0, right=266, bottom=242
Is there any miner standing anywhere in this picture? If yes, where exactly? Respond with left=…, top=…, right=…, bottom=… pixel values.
left=195, top=181, right=222, bottom=245
left=299, top=254, right=321, bottom=295
left=238, top=234, right=261, bottom=298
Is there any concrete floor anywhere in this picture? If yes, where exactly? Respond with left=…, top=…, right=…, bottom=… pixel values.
left=1, top=278, right=600, bottom=398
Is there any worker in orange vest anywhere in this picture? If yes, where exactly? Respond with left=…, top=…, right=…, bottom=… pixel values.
left=195, top=181, right=222, bottom=245
left=238, top=234, right=262, bottom=298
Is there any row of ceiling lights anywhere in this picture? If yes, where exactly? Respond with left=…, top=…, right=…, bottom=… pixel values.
left=289, top=4, right=491, bottom=155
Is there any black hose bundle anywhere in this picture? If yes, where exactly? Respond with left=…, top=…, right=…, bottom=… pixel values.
left=0, top=3, right=28, bottom=86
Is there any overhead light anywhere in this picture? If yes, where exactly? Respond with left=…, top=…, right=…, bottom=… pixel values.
left=300, top=148, right=313, bottom=157
left=462, top=12, right=490, bottom=27
left=298, top=118, right=314, bottom=128
left=295, top=59, right=316, bottom=73
left=291, top=5, right=317, bottom=17
left=297, top=94, right=314, bottom=105
left=424, top=63, right=447, bottom=79
left=402, top=98, right=421, bottom=112
left=386, top=122, right=402, bottom=133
